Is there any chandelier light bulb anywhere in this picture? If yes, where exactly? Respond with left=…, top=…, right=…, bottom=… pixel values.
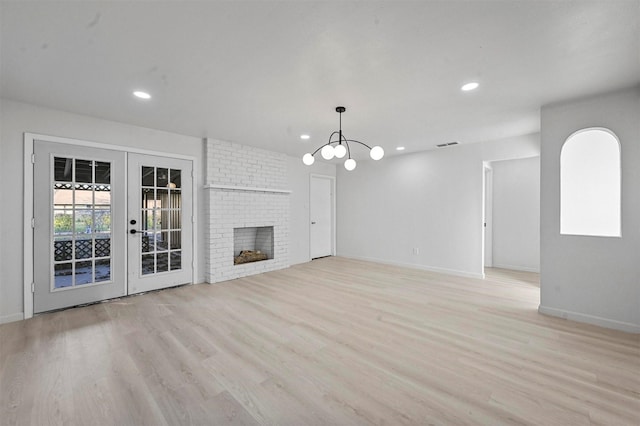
left=321, top=144, right=335, bottom=160
left=370, top=146, right=384, bottom=161
left=302, top=153, right=315, bottom=165
left=344, top=158, right=357, bottom=171
left=334, top=144, right=347, bottom=159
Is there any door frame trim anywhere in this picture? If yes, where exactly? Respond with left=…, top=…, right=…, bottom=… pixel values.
left=23, top=132, right=199, bottom=319
left=482, top=162, right=493, bottom=275
left=309, top=174, right=336, bottom=259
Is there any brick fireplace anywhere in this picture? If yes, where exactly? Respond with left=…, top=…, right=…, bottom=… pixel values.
left=204, top=139, right=290, bottom=282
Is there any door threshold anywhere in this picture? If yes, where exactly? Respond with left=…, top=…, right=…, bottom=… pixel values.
left=34, top=282, right=192, bottom=316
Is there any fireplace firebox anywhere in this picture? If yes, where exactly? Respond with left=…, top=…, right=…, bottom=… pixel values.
left=233, top=226, right=273, bottom=265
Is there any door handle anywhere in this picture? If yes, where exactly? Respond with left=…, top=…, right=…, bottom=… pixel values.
left=129, top=229, right=143, bottom=234
left=311, top=221, right=316, bottom=224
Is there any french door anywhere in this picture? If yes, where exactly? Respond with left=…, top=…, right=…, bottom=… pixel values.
left=33, top=141, right=193, bottom=313
left=127, top=153, right=192, bottom=294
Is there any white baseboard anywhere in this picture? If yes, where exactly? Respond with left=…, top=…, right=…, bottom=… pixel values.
left=340, top=254, right=484, bottom=279
left=0, top=312, right=24, bottom=325
left=491, top=263, right=540, bottom=273
left=538, top=305, right=639, bottom=334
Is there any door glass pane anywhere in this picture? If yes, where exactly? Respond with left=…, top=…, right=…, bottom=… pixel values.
left=95, top=259, right=111, bottom=282
left=147, top=231, right=159, bottom=252
left=53, top=187, right=73, bottom=207
left=169, top=169, right=181, bottom=188
left=159, top=210, right=170, bottom=230
left=75, top=261, right=93, bottom=285
left=54, top=210, right=73, bottom=235
left=170, top=251, right=182, bottom=270
left=75, top=159, right=93, bottom=184
left=142, top=254, right=155, bottom=275
left=169, top=211, right=179, bottom=234
left=75, top=184, right=94, bottom=204
left=142, top=231, right=153, bottom=253
left=51, top=157, right=112, bottom=290
left=170, top=190, right=182, bottom=210
left=95, top=190, right=111, bottom=209
left=141, top=209, right=154, bottom=231
left=95, top=236, right=110, bottom=258
left=54, top=157, right=73, bottom=182
left=95, top=208, right=111, bottom=233
left=157, top=253, right=169, bottom=273
left=170, top=230, right=181, bottom=250
left=75, top=238, right=93, bottom=259
left=95, top=162, right=110, bottom=184
left=142, top=167, right=154, bottom=187
left=75, top=209, right=93, bottom=235
left=157, top=168, right=169, bottom=187
left=54, top=263, right=73, bottom=289
left=156, top=231, right=169, bottom=251
left=54, top=237, right=73, bottom=261
left=142, top=188, right=155, bottom=209
left=156, top=189, right=168, bottom=210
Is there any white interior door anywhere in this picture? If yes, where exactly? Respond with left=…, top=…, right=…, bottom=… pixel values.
left=127, top=153, right=193, bottom=294
left=33, top=141, right=126, bottom=313
left=310, top=175, right=334, bottom=259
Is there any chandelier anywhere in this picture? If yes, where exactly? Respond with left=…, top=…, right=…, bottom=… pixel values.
left=302, top=106, right=384, bottom=171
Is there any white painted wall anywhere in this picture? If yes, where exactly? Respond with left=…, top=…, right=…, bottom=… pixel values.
left=490, top=156, right=540, bottom=272
left=287, top=157, right=336, bottom=266
left=0, top=99, right=4, bottom=320
left=540, top=86, right=640, bottom=333
left=336, top=134, right=540, bottom=278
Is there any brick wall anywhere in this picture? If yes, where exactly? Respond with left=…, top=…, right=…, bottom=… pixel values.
left=205, top=139, right=290, bottom=283
left=206, top=139, right=287, bottom=189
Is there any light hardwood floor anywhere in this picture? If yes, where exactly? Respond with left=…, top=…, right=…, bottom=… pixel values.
left=1, top=257, right=638, bottom=425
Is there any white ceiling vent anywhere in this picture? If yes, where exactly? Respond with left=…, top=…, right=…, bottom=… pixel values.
left=436, top=142, right=459, bottom=148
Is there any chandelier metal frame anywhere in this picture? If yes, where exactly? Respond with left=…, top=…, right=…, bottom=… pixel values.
left=302, top=106, right=384, bottom=171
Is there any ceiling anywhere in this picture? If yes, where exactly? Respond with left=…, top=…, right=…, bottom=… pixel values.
left=1, top=1, right=639, bottom=158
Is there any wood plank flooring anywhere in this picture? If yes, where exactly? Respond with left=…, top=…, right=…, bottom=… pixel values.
left=1, top=257, right=638, bottom=425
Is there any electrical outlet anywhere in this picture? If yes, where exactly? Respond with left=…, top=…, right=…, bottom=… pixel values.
left=413, top=248, right=419, bottom=255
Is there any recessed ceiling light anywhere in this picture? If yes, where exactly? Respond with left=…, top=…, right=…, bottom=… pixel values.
left=461, top=82, right=479, bottom=92
left=396, top=146, right=405, bottom=151
left=300, top=134, right=310, bottom=140
left=133, top=91, right=151, bottom=99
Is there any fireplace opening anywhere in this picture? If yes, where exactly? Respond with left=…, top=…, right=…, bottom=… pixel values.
left=233, top=226, right=274, bottom=265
